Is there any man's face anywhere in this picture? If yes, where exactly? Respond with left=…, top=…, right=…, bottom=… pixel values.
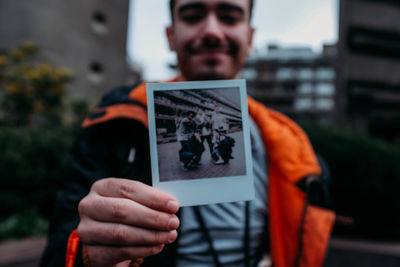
left=167, top=0, right=255, bottom=81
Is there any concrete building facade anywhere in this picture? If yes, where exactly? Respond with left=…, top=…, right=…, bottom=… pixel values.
left=242, top=44, right=337, bottom=125
left=0, top=0, right=140, bottom=100
left=336, top=0, right=400, bottom=141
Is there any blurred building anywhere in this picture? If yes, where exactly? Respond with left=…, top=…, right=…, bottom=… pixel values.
left=242, top=44, right=337, bottom=125
left=336, top=0, right=400, bottom=141
left=0, top=0, right=140, bottom=100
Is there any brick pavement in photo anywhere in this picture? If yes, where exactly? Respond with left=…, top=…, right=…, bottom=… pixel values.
left=157, top=131, right=246, bottom=181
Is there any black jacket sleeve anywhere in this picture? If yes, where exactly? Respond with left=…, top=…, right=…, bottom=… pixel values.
left=40, top=118, right=151, bottom=267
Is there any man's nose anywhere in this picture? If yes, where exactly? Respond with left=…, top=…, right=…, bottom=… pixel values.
left=200, top=14, right=224, bottom=43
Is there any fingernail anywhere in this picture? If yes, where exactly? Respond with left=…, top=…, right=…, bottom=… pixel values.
left=168, top=217, right=179, bottom=230
left=167, top=200, right=179, bottom=212
left=168, top=230, right=177, bottom=243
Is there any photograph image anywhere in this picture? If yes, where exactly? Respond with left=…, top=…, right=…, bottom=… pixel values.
left=154, top=87, right=246, bottom=182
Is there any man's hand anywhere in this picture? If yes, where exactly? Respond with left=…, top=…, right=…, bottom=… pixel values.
left=77, top=178, right=180, bottom=267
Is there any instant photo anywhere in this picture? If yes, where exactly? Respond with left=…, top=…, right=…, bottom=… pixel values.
left=147, top=80, right=254, bottom=206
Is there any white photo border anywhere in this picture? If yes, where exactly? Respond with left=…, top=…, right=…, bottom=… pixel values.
left=146, top=79, right=254, bottom=206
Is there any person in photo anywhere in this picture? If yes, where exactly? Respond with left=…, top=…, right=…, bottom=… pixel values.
left=210, top=105, right=233, bottom=164
left=194, top=108, right=213, bottom=156
left=177, top=110, right=204, bottom=169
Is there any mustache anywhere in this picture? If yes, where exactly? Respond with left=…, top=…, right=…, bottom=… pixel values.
left=187, top=41, right=238, bottom=55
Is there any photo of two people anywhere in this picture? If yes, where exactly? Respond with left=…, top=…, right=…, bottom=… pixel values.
left=154, top=87, right=246, bottom=182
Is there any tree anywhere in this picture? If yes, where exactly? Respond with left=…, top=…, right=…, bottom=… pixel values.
left=0, top=42, right=72, bottom=126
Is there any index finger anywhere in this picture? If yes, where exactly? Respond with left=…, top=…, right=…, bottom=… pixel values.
left=92, top=178, right=180, bottom=213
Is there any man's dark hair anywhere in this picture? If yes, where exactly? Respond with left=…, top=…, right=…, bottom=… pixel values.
left=169, top=0, right=255, bottom=23
left=187, top=111, right=196, bottom=117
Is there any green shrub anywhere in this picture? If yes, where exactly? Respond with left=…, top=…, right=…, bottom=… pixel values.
left=0, top=208, right=49, bottom=240
left=0, top=127, right=74, bottom=239
left=303, top=124, right=400, bottom=240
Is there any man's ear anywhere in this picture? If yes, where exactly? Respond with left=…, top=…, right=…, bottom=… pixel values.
left=166, top=26, right=176, bottom=51
left=247, top=27, right=255, bottom=56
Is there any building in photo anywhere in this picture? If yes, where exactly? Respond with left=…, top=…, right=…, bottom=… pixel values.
left=154, top=89, right=242, bottom=144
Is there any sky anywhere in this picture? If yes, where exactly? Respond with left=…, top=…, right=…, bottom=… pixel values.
left=127, top=0, right=339, bottom=81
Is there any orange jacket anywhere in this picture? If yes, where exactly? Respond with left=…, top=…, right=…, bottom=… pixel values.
left=70, top=78, right=335, bottom=267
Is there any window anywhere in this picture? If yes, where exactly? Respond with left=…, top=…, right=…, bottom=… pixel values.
left=298, top=68, right=313, bottom=81
left=276, top=68, right=295, bottom=80
left=294, top=98, right=313, bottom=110
left=91, top=11, right=108, bottom=34
left=315, top=68, right=335, bottom=80
left=362, top=0, right=400, bottom=7
left=315, top=83, right=335, bottom=96
left=93, top=11, right=107, bottom=24
left=90, top=62, right=103, bottom=73
left=315, top=99, right=334, bottom=110
left=88, top=62, right=104, bottom=84
left=348, top=26, right=400, bottom=59
left=297, top=83, right=313, bottom=94
left=240, top=69, right=257, bottom=80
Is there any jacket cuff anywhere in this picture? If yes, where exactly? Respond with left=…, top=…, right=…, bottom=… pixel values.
left=65, top=229, right=144, bottom=267
left=66, top=229, right=85, bottom=267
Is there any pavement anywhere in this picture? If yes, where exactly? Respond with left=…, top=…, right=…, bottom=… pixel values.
left=325, top=238, right=400, bottom=267
left=157, top=131, right=246, bottom=182
left=0, top=237, right=46, bottom=267
left=1, top=236, right=400, bottom=267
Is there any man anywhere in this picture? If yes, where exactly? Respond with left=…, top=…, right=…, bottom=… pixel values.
left=210, top=106, right=231, bottom=164
left=194, top=109, right=213, bottom=157
left=41, top=0, right=335, bottom=266
left=211, top=106, right=228, bottom=133
left=177, top=110, right=204, bottom=169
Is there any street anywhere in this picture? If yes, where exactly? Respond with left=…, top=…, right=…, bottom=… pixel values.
left=157, top=131, right=246, bottom=182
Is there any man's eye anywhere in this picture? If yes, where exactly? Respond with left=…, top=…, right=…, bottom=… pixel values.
left=180, top=11, right=205, bottom=24
left=182, top=15, right=202, bottom=23
left=219, top=13, right=241, bottom=25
